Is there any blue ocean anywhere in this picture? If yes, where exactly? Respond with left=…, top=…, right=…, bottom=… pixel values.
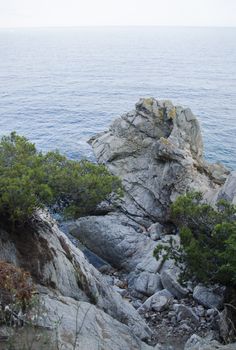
left=0, top=27, right=235, bottom=169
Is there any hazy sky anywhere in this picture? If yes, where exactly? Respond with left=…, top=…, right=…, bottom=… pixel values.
left=0, top=0, right=235, bottom=28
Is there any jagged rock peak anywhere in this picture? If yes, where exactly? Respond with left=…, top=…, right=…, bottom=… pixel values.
left=134, top=98, right=203, bottom=161
left=89, top=98, right=229, bottom=224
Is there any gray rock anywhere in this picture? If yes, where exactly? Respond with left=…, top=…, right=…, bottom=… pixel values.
left=0, top=211, right=152, bottom=342
left=216, top=171, right=236, bottom=204
left=206, top=308, right=218, bottom=318
left=89, top=98, right=226, bottom=224
left=134, top=271, right=162, bottom=296
left=71, top=213, right=157, bottom=271
left=184, top=334, right=236, bottom=350
left=161, top=270, right=189, bottom=299
left=132, top=299, right=143, bottom=309
left=175, top=305, right=199, bottom=326
left=194, top=305, right=205, bottom=317
left=193, top=285, right=224, bottom=310
left=179, top=323, right=193, bottom=333
left=113, top=286, right=127, bottom=297
left=147, top=222, right=164, bottom=240
left=39, top=294, right=155, bottom=350
left=138, top=289, right=173, bottom=312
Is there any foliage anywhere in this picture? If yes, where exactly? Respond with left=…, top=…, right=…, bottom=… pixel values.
left=0, top=132, right=122, bottom=227
left=0, top=261, right=35, bottom=315
left=0, top=261, right=60, bottom=349
left=153, top=192, right=236, bottom=286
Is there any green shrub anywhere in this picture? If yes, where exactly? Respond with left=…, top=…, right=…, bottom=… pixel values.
left=0, top=132, right=122, bottom=227
left=153, top=192, right=236, bottom=286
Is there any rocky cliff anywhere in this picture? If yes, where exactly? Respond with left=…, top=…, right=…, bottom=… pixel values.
left=71, top=98, right=236, bottom=348
left=0, top=211, right=154, bottom=349
left=0, top=98, right=236, bottom=350
left=89, top=98, right=230, bottom=225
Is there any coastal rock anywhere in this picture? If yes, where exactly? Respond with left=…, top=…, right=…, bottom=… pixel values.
left=133, top=271, right=162, bottom=296
left=161, top=270, right=189, bottom=299
left=71, top=213, right=156, bottom=271
left=0, top=211, right=152, bottom=341
left=216, top=171, right=236, bottom=204
left=34, top=294, right=155, bottom=350
left=138, top=289, right=173, bottom=312
left=193, top=285, right=225, bottom=310
left=174, top=305, right=200, bottom=326
left=89, top=98, right=227, bottom=224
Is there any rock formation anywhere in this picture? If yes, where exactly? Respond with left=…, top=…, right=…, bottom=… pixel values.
left=72, top=98, right=231, bottom=304
left=70, top=98, right=235, bottom=348
left=0, top=98, right=235, bottom=349
left=0, top=211, right=153, bottom=349
left=89, top=98, right=229, bottom=225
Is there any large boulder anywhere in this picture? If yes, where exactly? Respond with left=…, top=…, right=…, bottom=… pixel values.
left=89, top=98, right=228, bottom=225
left=193, top=285, right=225, bottom=310
left=71, top=213, right=157, bottom=271
left=161, top=270, right=189, bottom=299
left=39, top=294, right=154, bottom=350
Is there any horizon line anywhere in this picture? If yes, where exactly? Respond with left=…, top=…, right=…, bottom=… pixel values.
left=0, top=24, right=236, bottom=30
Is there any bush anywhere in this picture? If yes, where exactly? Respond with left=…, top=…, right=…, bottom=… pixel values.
left=0, top=261, right=35, bottom=314
left=0, top=132, right=122, bottom=227
left=153, top=192, right=236, bottom=286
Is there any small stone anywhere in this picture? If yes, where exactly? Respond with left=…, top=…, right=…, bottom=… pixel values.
left=206, top=308, right=217, bottom=317
left=131, top=299, right=142, bottom=309
left=194, top=305, right=205, bottom=317
left=113, top=286, right=127, bottom=297
left=179, top=323, right=192, bottom=332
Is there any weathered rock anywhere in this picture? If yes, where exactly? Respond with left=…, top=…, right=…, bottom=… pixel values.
left=147, top=223, right=164, bottom=241
left=194, top=305, right=205, bottom=317
left=89, top=98, right=227, bottom=225
left=0, top=211, right=152, bottom=341
left=216, top=171, right=236, bottom=204
left=38, top=294, right=155, bottom=350
left=174, top=304, right=200, bottom=326
left=71, top=213, right=156, bottom=271
left=216, top=308, right=235, bottom=343
left=184, top=334, right=236, bottom=350
left=133, top=271, right=162, bottom=296
left=138, top=289, right=173, bottom=312
left=113, top=285, right=127, bottom=297
left=161, top=270, right=189, bottom=299
left=193, top=285, right=225, bottom=310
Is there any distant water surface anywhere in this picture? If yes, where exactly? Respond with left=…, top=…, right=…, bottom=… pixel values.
left=0, top=27, right=235, bottom=169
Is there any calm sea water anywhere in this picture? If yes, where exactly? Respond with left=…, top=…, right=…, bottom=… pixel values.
left=0, top=27, right=235, bottom=169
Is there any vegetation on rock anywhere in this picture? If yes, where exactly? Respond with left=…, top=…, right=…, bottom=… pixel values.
left=0, top=132, right=122, bottom=228
left=154, top=192, right=236, bottom=286
left=0, top=261, right=35, bottom=315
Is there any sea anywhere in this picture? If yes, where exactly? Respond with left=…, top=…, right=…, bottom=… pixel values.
left=0, top=26, right=235, bottom=169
